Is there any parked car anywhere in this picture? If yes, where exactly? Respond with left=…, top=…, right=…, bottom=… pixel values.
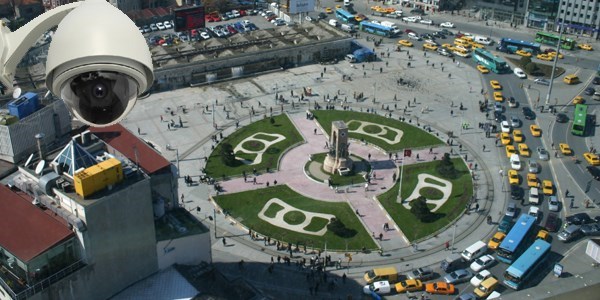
left=556, top=113, right=568, bottom=123
left=581, top=223, right=600, bottom=236
left=444, top=269, right=473, bottom=284
left=425, top=282, right=455, bottom=295
left=528, top=160, right=539, bottom=173
left=522, top=107, right=535, bottom=120
left=440, top=22, right=455, bottom=28
left=544, top=213, right=560, bottom=232
left=584, top=87, right=596, bottom=95
left=505, top=202, right=517, bottom=217
left=566, top=213, right=593, bottom=226
left=534, top=78, right=550, bottom=86
left=407, top=267, right=434, bottom=281
left=470, top=270, right=492, bottom=287
left=547, top=196, right=560, bottom=212
left=470, top=255, right=495, bottom=272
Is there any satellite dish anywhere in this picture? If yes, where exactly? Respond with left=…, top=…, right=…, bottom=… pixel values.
left=35, top=160, right=45, bottom=175
left=12, top=87, right=21, bottom=99
left=24, top=153, right=34, bottom=168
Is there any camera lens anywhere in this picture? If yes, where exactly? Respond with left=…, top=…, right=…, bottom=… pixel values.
left=93, top=83, right=108, bottom=99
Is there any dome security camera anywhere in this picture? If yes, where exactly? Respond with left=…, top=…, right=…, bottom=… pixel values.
left=45, top=0, right=153, bottom=127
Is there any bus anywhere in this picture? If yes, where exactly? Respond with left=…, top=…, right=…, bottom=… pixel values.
left=336, top=9, right=357, bottom=24
left=359, top=21, right=397, bottom=37
left=497, top=38, right=541, bottom=54
left=534, top=32, right=576, bottom=50
left=496, top=214, right=537, bottom=264
left=503, top=239, right=551, bottom=290
left=571, top=104, right=588, bottom=136
left=473, top=48, right=510, bottom=73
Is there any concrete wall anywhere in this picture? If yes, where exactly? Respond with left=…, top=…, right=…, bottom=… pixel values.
left=156, top=231, right=212, bottom=270
left=30, top=178, right=158, bottom=300
left=154, top=37, right=353, bottom=90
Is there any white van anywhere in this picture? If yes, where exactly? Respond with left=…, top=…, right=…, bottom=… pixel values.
left=529, top=187, right=540, bottom=204
left=341, top=24, right=355, bottom=32
left=329, top=19, right=338, bottom=27
left=474, top=36, right=493, bottom=45
left=408, top=32, right=421, bottom=40
left=461, top=240, right=487, bottom=262
left=344, top=0, right=351, bottom=7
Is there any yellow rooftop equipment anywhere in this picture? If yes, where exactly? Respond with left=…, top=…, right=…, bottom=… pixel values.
left=74, top=158, right=123, bottom=198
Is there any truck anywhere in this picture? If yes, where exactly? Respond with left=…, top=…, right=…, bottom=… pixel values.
left=380, top=21, right=401, bottom=35
left=346, top=47, right=375, bottom=63
left=364, top=266, right=399, bottom=284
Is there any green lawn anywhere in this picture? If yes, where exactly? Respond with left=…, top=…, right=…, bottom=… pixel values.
left=205, top=114, right=303, bottom=178
left=506, top=57, right=566, bottom=79
left=304, top=152, right=368, bottom=186
left=311, top=110, right=442, bottom=151
left=214, top=185, right=377, bottom=251
left=377, top=158, right=473, bottom=241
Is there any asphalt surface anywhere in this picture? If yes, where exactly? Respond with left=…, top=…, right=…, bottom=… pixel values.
left=122, top=2, right=600, bottom=299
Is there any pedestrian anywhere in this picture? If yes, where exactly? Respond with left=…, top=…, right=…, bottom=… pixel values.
left=277, top=255, right=281, bottom=263
left=342, top=273, right=347, bottom=284
left=483, top=145, right=486, bottom=151
left=137, top=127, right=140, bottom=135
left=379, top=233, right=383, bottom=240
left=271, top=256, right=274, bottom=263
left=266, top=181, right=270, bottom=187
left=565, top=189, right=569, bottom=197
left=448, top=73, right=451, bottom=78
left=570, top=198, right=574, bottom=208
left=445, top=241, right=450, bottom=250
left=253, top=177, right=257, bottom=185
left=450, top=110, right=453, bottom=116
left=475, top=203, right=479, bottom=211
left=314, top=128, right=317, bottom=135
left=222, top=237, right=226, bottom=246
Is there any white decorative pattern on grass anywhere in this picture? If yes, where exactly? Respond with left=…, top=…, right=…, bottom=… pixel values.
left=346, top=120, right=403, bottom=144
left=233, top=133, right=286, bottom=165
left=401, top=174, right=453, bottom=212
left=258, top=198, right=335, bottom=236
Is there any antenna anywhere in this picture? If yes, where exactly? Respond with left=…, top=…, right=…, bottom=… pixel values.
left=35, top=160, right=45, bottom=175
left=12, top=87, right=21, bottom=99
left=24, top=153, right=34, bottom=168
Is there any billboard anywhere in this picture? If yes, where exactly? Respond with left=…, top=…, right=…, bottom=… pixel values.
left=289, top=0, right=315, bottom=14
left=174, top=5, right=205, bottom=32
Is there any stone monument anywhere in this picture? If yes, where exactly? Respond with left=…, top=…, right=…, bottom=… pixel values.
left=323, top=121, right=352, bottom=174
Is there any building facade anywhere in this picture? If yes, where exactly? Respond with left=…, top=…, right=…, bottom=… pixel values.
left=526, top=0, right=559, bottom=30
left=556, top=0, right=600, bottom=39
left=477, top=0, right=528, bottom=24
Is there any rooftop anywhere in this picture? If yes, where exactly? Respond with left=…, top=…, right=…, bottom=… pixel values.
left=89, top=124, right=171, bottom=175
left=0, top=184, right=74, bottom=263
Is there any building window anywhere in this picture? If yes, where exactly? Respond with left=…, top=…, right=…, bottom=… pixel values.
left=574, top=4, right=578, bottom=8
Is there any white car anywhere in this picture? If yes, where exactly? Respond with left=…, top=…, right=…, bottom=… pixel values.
left=528, top=160, right=539, bottom=173
left=500, top=121, right=511, bottom=133
left=548, top=196, right=560, bottom=212
left=402, top=16, right=418, bottom=22
left=470, top=255, right=495, bottom=272
left=200, top=32, right=211, bottom=40
left=440, top=22, right=455, bottom=28
left=470, top=269, right=492, bottom=287
left=514, top=68, right=527, bottom=79
left=528, top=206, right=540, bottom=219
left=156, top=22, right=166, bottom=30
left=150, top=23, right=158, bottom=31
left=510, top=154, right=521, bottom=170
left=164, top=20, right=173, bottom=29
left=363, top=281, right=391, bottom=295
left=420, top=19, right=433, bottom=25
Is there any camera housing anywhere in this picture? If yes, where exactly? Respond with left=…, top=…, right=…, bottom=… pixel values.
left=45, top=0, right=153, bottom=127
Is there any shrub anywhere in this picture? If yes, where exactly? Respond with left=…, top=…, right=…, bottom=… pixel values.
left=524, top=62, right=538, bottom=74
left=519, top=56, right=532, bottom=67
left=327, top=218, right=357, bottom=238
left=436, top=153, right=457, bottom=179
left=220, top=143, right=236, bottom=166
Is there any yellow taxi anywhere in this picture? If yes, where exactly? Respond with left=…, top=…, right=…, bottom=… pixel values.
left=513, top=129, right=524, bottom=143
left=395, top=279, right=424, bottom=293
left=477, top=65, right=490, bottom=74
left=583, top=152, right=600, bottom=166
left=335, top=4, right=342, bottom=9
left=578, top=43, right=593, bottom=51
left=530, top=125, right=541, bottom=137
left=488, top=232, right=506, bottom=250
left=423, top=43, right=438, bottom=51
left=537, top=229, right=549, bottom=241
left=516, top=49, right=532, bottom=57
left=542, top=180, right=553, bottom=195
left=470, top=42, right=484, bottom=49
left=490, top=80, right=502, bottom=90
left=508, top=169, right=519, bottom=185
left=573, top=96, right=585, bottom=104
left=501, top=133, right=512, bottom=145
left=548, top=51, right=564, bottom=59
left=536, top=53, right=553, bottom=61
left=370, top=5, right=381, bottom=11
left=398, top=40, right=413, bottom=47
left=355, top=15, right=363, bottom=22
left=518, top=143, right=530, bottom=157
left=559, top=143, right=573, bottom=155
left=493, top=91, right=504, bottom=102
left=385, top=7, right=396, bottom=13
left=527, top=173, right=538, bottom=188
left=505, top=144, right=517, bottom=157
left=325, top=7, right=333, bottom=13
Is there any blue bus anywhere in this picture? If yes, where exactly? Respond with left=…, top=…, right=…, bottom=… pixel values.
left=359, top=21, right=397, bottom=37
left=496, top=214, right=537, bottom=264
left=336, top=9, right=357, bottom=24
left=504, top=239, right=551, bottom=290
left=472, top=48, right=510, bottom=74
left=497, top=38, right=541, bottom=54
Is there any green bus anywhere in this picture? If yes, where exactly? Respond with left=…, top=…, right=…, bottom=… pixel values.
left=535, top=32, right=576, bottom=50
left=472, top=48, right=510, bottom=73
left=571, top=104, right=587, bottom=136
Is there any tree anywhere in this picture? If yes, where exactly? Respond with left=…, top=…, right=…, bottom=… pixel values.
left=410, top=196, right=433, bottom=222
left=220, top=143, right=236, bottom=166
left=519, top=56, right=532, bottom=68
left=436, top=153, right=457, bottom=178
left=524, top=62, right=538, bottom=74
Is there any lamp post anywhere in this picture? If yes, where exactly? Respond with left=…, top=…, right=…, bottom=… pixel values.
left=545, top=5, right=568, bottom=105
